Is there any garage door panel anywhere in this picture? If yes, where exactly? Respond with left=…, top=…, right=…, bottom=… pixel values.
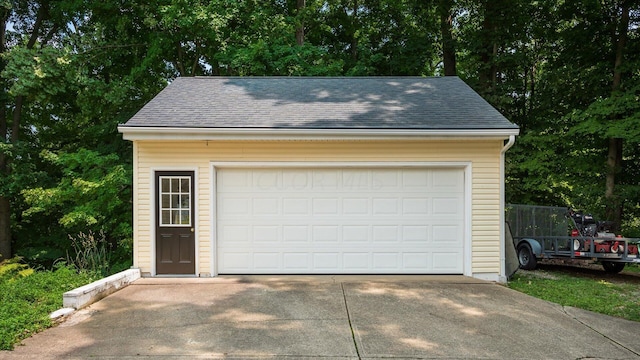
left=283, top=253, right=310, bottom=270
left=220, top=197, right=250, bottom=215
left=313, top=226, right=339, bottom=242
left=216, top=168, right=464, bottom=274
left=221, top=253, right=251, bottom=272
left=283, top=170, right=310, bottom=189
left=433, top=252, right=464, bottom=271
left=219, top=250, right=461, bottom=274
left=372, top=226, right=399, bottom=242
left=312, top=198, right=339, bottom=214
left=373, top=253, right=400, bottom=269
left=221, top=225, right=249, bottom=242
left=343, top=253, right=369, bottom=269
left=218, top=171, right=250, bottom=189
left=433, top=197, right=463, bottom=215
left=253, top=170, right=281, bottom=189
left=283, top=198, right=309, bottom=215
left=343, top=198, right=369, bottom=214
left=313, top=253, right=339, bottom=269
left=403, top=226, right=429, bottom=242
left=433, top=224, right=464, bottom=244
left=219, top=223, right=460, bottom=245
left=403, top=253, right=429, bottom=270
left=433, top=169, right=464, bottom=188
left=283, top=226, right=308, bottom=242
left=312, top=171, right=340, bottom=189
left=402, top=198, right=429, bottom=214
left=253, top=226, right=279, bottom=242
left=253, top=198, right=278, bottom=215
left=254, top=253, right=280, bottom=270
left=373, top=198, right=398, bottom=215
left=343, top=226, right=369, bottom=242
left=402, top=171, right=429, bottom=187
left=342, top=169, right=370, bottom=189
left=372, top=170, right=399, bottom=189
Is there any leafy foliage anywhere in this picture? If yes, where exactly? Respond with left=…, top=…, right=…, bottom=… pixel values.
left=67, top=231, right=111, bottom=277
left=17, top=149, right=131, bottom=267
left=0, top=0, right=638, bottom=266
left=0, top=257, right=34, bottom=282
left=0, top=261, right=97, bottom=350
left=22, top=149, right=131, bottom=237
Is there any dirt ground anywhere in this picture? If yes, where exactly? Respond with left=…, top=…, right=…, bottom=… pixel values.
left=520, top=260, right=640, bottom=285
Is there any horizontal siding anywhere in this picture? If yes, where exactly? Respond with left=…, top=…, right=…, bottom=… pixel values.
left=132, top=139, right=504, bottom=275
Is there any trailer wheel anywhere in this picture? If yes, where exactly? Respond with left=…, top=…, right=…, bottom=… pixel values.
left=517, top=244, right=537, bottom=270
left=573, top=239, right=581, bottom=251
left=602, top=261, right=625, bottom=273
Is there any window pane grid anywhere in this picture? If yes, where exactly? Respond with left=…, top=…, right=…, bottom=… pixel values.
left=159, top=176, right=191, bottom=226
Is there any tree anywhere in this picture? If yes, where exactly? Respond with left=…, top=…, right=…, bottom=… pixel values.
left=438, top=0, right=457, bottom=76
left=1, top=0, right=639, bottom=264
left=605, top=0, right=631, bottom=226
left=296, top=0, right=306, bottom=46
left=502, top=0, right=640, bottom=234
left=0, top=0, right=68, bottom=260
left=0, top=0, right=167, bottom=265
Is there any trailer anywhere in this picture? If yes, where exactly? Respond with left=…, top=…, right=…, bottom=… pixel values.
left=506, top=204, right=640, bottom=273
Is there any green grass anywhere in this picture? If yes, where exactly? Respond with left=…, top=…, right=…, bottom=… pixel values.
left=509, top=270, right=640, bottom=322
left=0, top=264, right=96, bottom=350
left=623, top=263, right=640, bottom=273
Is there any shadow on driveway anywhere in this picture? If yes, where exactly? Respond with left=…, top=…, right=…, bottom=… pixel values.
left=3, top=275, right=640, bottom=359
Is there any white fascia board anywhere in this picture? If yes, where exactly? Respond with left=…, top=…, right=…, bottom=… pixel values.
left=118, top=126, right=520, bottom=141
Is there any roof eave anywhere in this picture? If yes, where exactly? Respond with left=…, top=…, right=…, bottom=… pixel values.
left=117, top=126, right=520, bottom=141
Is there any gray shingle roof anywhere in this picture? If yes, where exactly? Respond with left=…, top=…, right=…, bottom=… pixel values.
left=122, top=76, right=518, bottom=130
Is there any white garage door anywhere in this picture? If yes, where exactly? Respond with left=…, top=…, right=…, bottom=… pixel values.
left=216, top=167, right=464, bottom=274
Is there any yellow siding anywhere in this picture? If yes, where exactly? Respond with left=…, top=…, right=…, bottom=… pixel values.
left=132, top=139, right=504, bottom=276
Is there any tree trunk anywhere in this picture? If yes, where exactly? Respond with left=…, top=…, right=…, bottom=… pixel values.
left=478, top=0, right=498, bottom=93
left=296, top=0, right=305, bottom=46
left=175, top=43, right=186, bottom=76
left=439, top=0, right=456, bottom=76
left=0, top=197, right=9, bottom=260
left=611, top=2, right=628, bottom=93
left=0, top=2, right=49, bottom=260
left=0, top=99, right=8, bottom=261
left=0, top=100, right=7, bottom=260
left=0, top=101, right=7, bottom=261
left=0, top=4, right=9, bottom=261
left=350, top=0, right=358, bottom=61
left=604, top=1, right=629, bottom=226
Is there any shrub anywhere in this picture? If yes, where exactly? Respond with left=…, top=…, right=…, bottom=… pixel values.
left=67, top=230, right=111, bottom=277
left=0, top=262, right=96, bottom=350
left=0, top=257, right=34, bottom=282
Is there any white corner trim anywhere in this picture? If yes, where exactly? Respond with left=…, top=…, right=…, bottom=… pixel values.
left=119, top=126, right=520, bottom=141
left=210, top=164, right=218, bottom=277
left=499, top=135, right=516, bottom=280
left=464, top=164, right=473, bottom=278
left=473, top=272, right=503, bottom=283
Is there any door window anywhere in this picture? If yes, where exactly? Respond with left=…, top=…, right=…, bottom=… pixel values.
left=159, top=176, right=191, bottom=226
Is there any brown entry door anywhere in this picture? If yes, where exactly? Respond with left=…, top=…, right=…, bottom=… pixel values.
left=156, top=171, right=195, bottom=275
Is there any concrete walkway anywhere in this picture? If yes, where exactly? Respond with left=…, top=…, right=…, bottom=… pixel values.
left=3, top=275, right=640, bottom=359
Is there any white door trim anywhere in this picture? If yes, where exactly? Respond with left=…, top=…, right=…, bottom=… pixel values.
left=210, top=161, right=472, bottom=276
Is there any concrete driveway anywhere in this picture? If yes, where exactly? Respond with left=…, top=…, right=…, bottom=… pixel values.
left=3, top=275, right=640, bottom=359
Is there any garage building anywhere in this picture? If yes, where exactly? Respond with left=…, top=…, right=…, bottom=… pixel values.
left=118, top=77, right=519, bottom=282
